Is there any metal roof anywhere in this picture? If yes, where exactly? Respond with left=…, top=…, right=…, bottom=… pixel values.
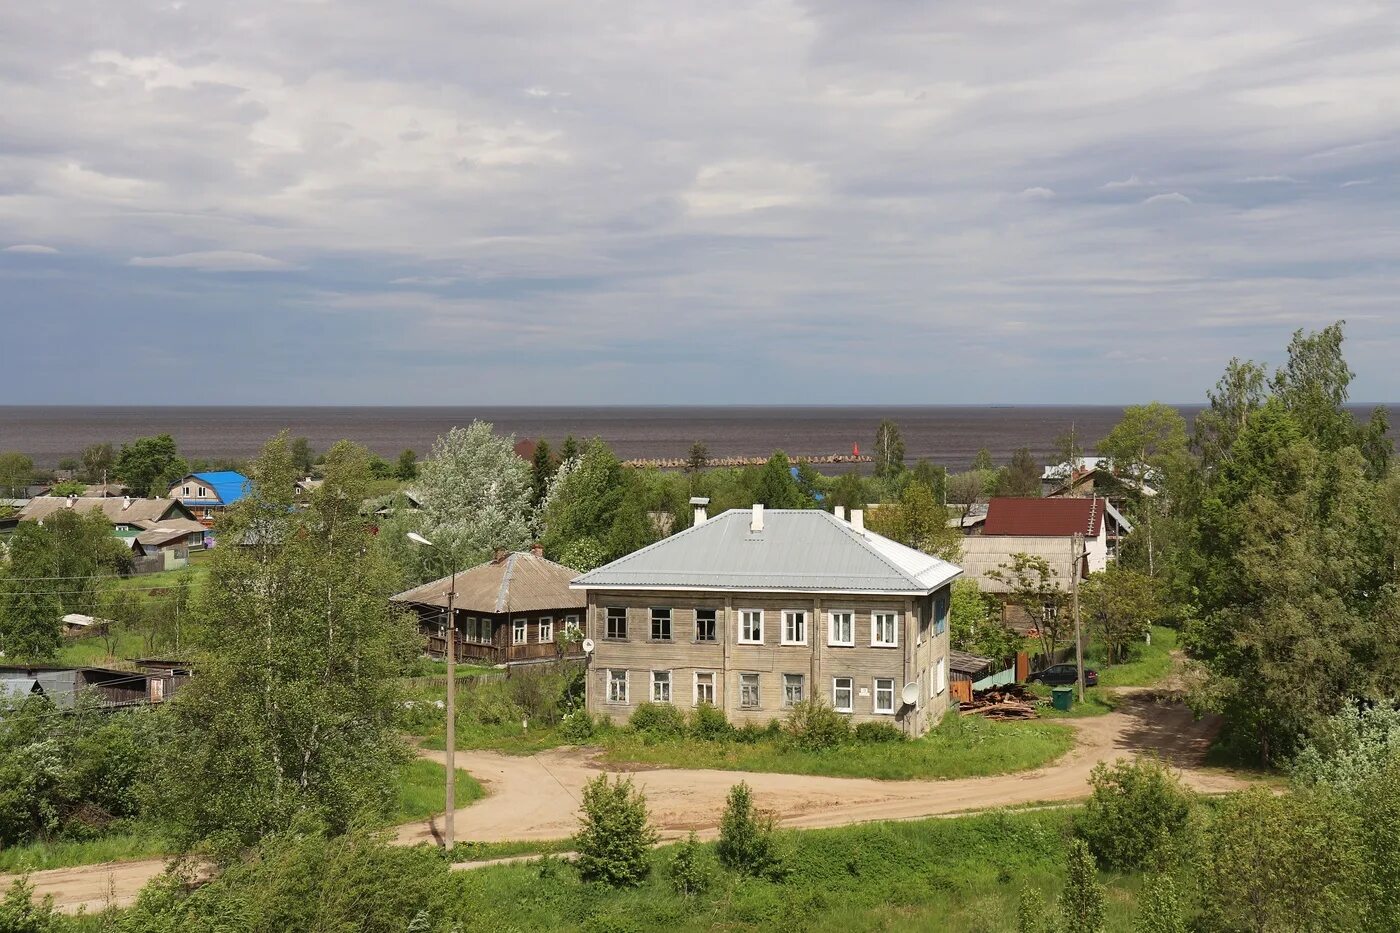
left=956, top=535, right=1079, bottom=594
left=391, top=551, right=586, bottom=614
left=572, top=508, right=962, bottom=594
left=982, top=497, right=1105, bottom=537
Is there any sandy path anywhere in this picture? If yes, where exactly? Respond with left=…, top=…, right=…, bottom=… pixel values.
left=11, top=690, right=1248, bottom=913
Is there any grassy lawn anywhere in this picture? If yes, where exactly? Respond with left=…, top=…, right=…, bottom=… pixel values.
left=1029, top=684, right=1120, bottom=718
left=420, top=721, right=567, bottom=756
left=1091, top=625, right=1178, bottom=688
left=452, top=807, right=1151, bottom=932
left=599, top=714, right=1075, bottom=781
left=448, top=838, right=577, bottom=862
left=54, top=630, right=149, bottom=667
left=394, top=758, right=484, bottom=822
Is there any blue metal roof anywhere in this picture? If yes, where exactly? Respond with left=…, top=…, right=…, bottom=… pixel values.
left=186, top=471, right=249, bottom=506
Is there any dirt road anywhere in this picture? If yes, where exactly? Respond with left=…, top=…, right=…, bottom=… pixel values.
left=11, top=691, right=1247, bottom=913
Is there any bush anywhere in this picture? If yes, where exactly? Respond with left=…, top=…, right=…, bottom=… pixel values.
left=1016, top=886, right=1053, bottom=933
left=667, top=831, right=712, bottom=896
left=853, top=721, right=904, bottom=744
left=689, top=703, right=732, bottom=741
left=784, top=699, right=851, bottom=751
left=716, top=782, right=785, bottom=880
left=1135, top=873, right=1186, bottom=933
left=628, top=702, right=687, bottom=739
left=1059, top=839, right=1106, bottom=933
left=559, top=709, right=595, bottom=744
left=0, top=875, right=56, bottom=933
left=574, top=775, right=658, bottom=887
left=1075, top=757, right=1196, bottom=870
left=460, top=665, right=584, bottom=728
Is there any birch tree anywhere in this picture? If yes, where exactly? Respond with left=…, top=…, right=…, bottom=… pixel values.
left=415, top=421, right=534, bottom=571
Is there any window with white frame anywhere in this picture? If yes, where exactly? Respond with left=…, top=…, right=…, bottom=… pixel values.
left=564, top=615, right=581, bottom=635
left=182, top=485, right=190, bottom=496
left=463, top=617, right=475, bottom=642
left=739, top=610, right=763, bottom=644
left=832, top=676, right=854, bottom=713
left=606, top=669, right=629, bottom=703
left=651, top=670, right=672, bottom=702
left=538, top=617, right=553, bottom=643
left=694, top=608, right=717, bottom=642
left=935, top=657, right=947, bottom=695
left=512, top=618, right=526, bottom=645
left=651, top=608, right=672, bottom=641
left=874, top=678, right=895, bottom=714
left=872, top=611, right=899, bottom=647
left=739, top=673, right=761, bottom=708
left=605, top=608, right=627, bottom=640
left=781, top=610, right=807, bottom=645
left=828, top=610, right=854, bottom=646
left=782, top=673, right=805, bottom=707
left=694, top=671, right=716, bottom=705
left=198, top=486, right=207, bottom=497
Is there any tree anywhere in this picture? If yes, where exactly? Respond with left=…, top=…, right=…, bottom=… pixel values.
left=80, top=442, right=115, bottom=483
left=874, top=419, right=906, bottom=479
left=970, top=447, right=995, bottom=472
left=864, top=480, right=960, bottom=562
left=528, top=440, right=553, bottom=506
left=394, top=448, right=418, bottom=482
left=290, top=437, right=316, bottom=476
left=988, top=553, right=1068, bottom=659
left=1192, top=358, right=1267, bottom=471
left=994, top=447, right=1040, bottom=497
left=716, top=782, right=783, bottom=879
left=752, top=451, right=803, bottom=509
left=606, top=492, right=658, bottom=558
left=1079, top=564, right=1160, bottom=665
left=949, top=579, right=1018, bottom=660
left=0, top=452, right=33, bottom=497
left=1099, top=402, right=1190, bottom=576
left=794, top=459, right=822, bottom=505
left=1135, top=873, right=1186, bottom=933
left=574, top=774, right=657, bottom=887
left=909, top=460, right=947, bottom=505
left=538, top=438, right=628, bottom=562
left=114, top=434, right=187, bottom=496
left=1016, top=887, right=1053, bottom=933
left=828, top=471, right=867, bottom=514
left=1059, top=839, right=1106, bottom=933
left=151, top=435, right=418, bottom=854
left=667, top=831, right=712, bottom=896
left=686, top=442, right=709, bottom=474
left=559, top=435, right=580, bottom=463
left=946, top=470, right=989, bottom=521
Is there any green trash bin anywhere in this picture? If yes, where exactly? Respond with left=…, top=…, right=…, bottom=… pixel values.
left=1051, top=686, right=1074, bottom=712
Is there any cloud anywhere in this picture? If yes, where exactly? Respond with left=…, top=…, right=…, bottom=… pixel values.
left=1019, top=186, right=1055, bottom=200
left=1341, top=178, right=1376, bottom=188
left=3, top=244, right=58, bottom=254
left=128, top=251, right=292, bottom=271
left=1240, top=175, right=1299, bottom=183
left=1141, top=192, right=1194, bottom=206
left=1102, top=175, right=1146, bottom=189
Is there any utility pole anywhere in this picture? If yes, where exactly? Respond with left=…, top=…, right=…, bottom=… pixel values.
left=444, top=575, right=457, bottom=851
left=1071, top=532, right=1085, bottom=702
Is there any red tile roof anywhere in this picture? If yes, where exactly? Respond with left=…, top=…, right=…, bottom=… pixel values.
left=982, top=497, right=1104, bottom=537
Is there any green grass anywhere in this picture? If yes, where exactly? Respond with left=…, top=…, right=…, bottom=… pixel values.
left=1091, top=625, right=1178, bottom=688
left=449, top=807, right=1153, bottom=932
left=53, top=630, right=148, bottom=667
left=599, top=714, right=1075, bottom=781
left=448, top=838, right=577, bottom=862
left=420, top=721, right=567, bottom=756
left=1029, top=684, right=1120, bottom=718
left=393, top=758, right=485, bottom=822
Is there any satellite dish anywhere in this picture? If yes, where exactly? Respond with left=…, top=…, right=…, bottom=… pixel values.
left=581, top=638, right=596, bottom=654
left=901, top=682, right=919, bottom=707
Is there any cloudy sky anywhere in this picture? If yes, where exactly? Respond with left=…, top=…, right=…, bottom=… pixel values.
left=3, top=0, right=1399, bottom=405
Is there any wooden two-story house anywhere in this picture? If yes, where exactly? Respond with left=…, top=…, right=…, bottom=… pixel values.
left=571, top=504, right=963, bottom=735
left=391, top=546, right=587, bottom=667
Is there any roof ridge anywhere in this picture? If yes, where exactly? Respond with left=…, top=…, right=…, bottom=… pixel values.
left=823, top=510, right=944, bottom=585
left=495, top=553, right=518, bottom=613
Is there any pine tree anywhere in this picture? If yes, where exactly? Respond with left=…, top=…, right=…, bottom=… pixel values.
left=753, top=451, right=802, bottom=509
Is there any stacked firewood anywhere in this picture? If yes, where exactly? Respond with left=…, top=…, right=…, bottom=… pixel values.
left=959, top=683, right=1041, bottom=720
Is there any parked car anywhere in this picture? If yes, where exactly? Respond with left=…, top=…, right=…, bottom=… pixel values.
left=1027, top=664, right=1098, bottom=687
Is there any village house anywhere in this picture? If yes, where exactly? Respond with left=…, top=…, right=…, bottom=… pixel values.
left=0, top=662, right=189, bottom=708
left=4, top=495, right=205, bottom=546
left=167, top=470, right=249, bottom=523
left=390, top=546, right=587, bottom=666
left=571, top=503, right=962, bottom=734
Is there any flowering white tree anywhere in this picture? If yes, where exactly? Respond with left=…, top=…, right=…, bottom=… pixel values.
left=414, top=421, right=533, bottom=572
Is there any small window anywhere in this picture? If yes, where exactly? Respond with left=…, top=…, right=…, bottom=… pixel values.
left=739, top=673, right=761, bottom=708
left=782, top=673, right=805, bottom=707
left=651, top=670, right=672, bottom=703
left=607, top=669, right=629, bottom=703
left=695, top=609, right=717, bottom=642
left=512, top=618, right=526, bottom=645
left=872, top=612, right=899, bottom=647
left=739, top=610, right=763, bottom=644
left=564, top=615, right=581, bottom=635
left=832, top=676, right=854, bottom=713
left=651, top=608, right=672, bottom=641
left=606, top=608, right=628, bottom=640
left=781, top=610, right=807, bottom=646
left=198, top=486, right=208, bottom=498
left=828, top=610, right=854, bottom=647
left=874, top=678, right=895, bottom=714
left=934, top=591, right=949, bottom=635
left=539, top=617, right=553, bottom=643
left=935, top=657, right=947, bottom=695
left=463, top=617, right=475, bottom=642
left=695, top=671, right=716, bottom=705
left=182, top=485, right=190, bottom=496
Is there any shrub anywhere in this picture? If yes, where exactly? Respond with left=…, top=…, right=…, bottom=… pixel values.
left=1059, top=839, right=1106, bottom=933
left=1135, top=873, right=1186, bottom=933
left=734, top=722, right=767, bottom=744
left=784, top=699, right=851, bottom=751
left=667, top=831, right=712, bottom=896
left=574, top=775, right=658, bottom=887
left=854, top=721, right=904, bottom=744
left=1291, top=703, right=1400, bottom=792
left=689, top=703, right=732, bottom=741
left=716, top=782, right=785, bottom=880
left=1075, top=757, right=1196, bottom=870
left=0, top=875, right=56, bottom=933
left=559, top=709, right=595, bottom=744
left=1015, top=886, right=1053, bottom=933
left=628, top=702, right=687, bottom=739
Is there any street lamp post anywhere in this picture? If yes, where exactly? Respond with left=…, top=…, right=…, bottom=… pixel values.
left=408, top=532, right=456, bottom=851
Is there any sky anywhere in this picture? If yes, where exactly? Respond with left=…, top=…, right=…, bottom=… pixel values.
left=3, top=0, right=1400, bottom=405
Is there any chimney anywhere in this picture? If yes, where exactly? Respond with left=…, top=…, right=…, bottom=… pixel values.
left=750, top=503, right=764, bottom=533
left=834, top=506, right=846, bottom=522
left=530, top=542, right=544, bottom=558
left=851, top=509, right=865, bottom=533
left=690, top=496, right=710, bottom=526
